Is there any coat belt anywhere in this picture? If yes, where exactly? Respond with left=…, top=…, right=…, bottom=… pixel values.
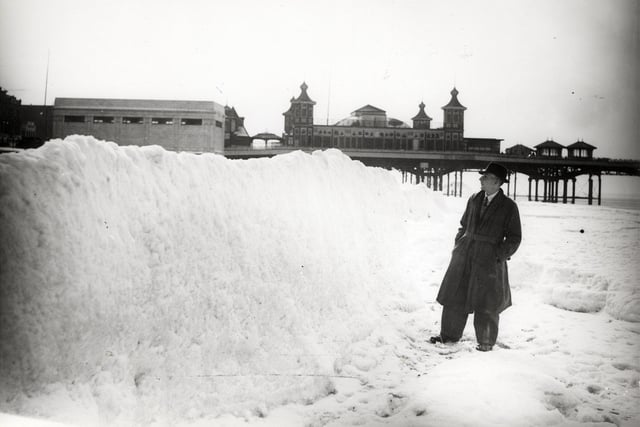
left=463, top=232, right=501, bottom=244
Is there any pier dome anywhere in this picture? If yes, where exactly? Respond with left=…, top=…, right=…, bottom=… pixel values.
left=333, top=104, right=410, bottom=128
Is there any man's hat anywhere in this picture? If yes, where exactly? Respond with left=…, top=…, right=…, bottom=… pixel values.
left=479, top=162, right=509, bottom=183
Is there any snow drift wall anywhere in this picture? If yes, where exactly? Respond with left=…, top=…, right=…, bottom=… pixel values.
left=0, top=136, right=430, bottom=424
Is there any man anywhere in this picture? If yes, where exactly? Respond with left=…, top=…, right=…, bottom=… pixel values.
left=430, top=162, right=522, bottom=351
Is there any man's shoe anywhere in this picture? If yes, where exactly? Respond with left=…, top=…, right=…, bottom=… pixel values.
left=476, top=344, right=493, bottom=352
left=430, top=335, right=457, bottom=344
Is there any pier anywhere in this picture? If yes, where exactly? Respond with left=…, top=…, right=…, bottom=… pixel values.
left=224, top=147, right=640, bottom=205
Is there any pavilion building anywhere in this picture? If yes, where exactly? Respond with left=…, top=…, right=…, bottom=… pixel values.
left=282, top=82, right=500, bottom=153
left=567, top=140, right=596, bottom=159
left=535, top=139, right=565, bottom=158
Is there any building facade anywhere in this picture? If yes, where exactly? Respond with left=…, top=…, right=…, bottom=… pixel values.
left=53, top=98, right=225, bottom=153
left=282, top=82, right=499, bottom=153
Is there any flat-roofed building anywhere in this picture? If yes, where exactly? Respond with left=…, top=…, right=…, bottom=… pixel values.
left=52, top=98, right=225, bottom=153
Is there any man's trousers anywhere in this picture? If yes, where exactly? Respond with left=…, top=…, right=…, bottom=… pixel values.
left=440, top=306, right=499, bottom=346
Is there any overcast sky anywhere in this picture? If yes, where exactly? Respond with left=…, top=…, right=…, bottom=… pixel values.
left=1, top=0, right=638, bottom=159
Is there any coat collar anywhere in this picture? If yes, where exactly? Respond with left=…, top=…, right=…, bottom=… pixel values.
left=473, top=188, right=505, bottom=203
left=478, top=188, right=505, bottom=201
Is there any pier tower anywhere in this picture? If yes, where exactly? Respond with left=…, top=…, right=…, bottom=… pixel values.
left=411, top=102, right=432, bottom=130
left=283, top=82, right=316, bottom=146
left=442, top=87, right=466, bottom=151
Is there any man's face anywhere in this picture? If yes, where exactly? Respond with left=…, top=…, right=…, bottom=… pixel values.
left=480, top=173, right=501, bottom=194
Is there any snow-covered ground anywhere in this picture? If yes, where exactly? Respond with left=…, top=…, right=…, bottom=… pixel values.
left=0, top=136, right=638, bottom=426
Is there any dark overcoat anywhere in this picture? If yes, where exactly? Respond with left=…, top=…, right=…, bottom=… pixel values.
left=437, top=189, right=522, bottom=314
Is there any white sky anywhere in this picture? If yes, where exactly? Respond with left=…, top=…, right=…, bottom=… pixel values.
left=1, top=0, right=638, bottom=159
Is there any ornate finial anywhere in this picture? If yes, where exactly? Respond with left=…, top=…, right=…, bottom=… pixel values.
left=301, top=82, right=308, bottom=91
left=442, top=87, right=466, bottom=110
left=419, top=101, right=425, bottom=109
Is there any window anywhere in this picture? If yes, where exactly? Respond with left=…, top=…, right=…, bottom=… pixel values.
left=152, top=118, right=173, bottom=125
left=215, top=120, right=223, bottom=128
left=181, top=118, right=202, bottom=126
left=123, top=117, right=143, bottom=124
left=93, top=116, right=114, bottom=124
left=64, top=115, right=84, bottom=123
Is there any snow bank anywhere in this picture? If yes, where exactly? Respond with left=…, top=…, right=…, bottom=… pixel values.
left=0, top=136, right=433, bottom=424
left=508, top=203, right=640, bottom=322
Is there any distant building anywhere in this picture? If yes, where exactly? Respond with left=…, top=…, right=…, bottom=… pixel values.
left=20, top=105, right=54, bottom=148
left=224, top=106, right=251, bottom=147
left=505, top=144, right=535, bottom=157
left=567, top=140, right=596, bottom=159
left=535, top=140, right=564, bottom=158
left=251, top=132, right=283, bottom=148
left=0, top=87, right=54, bottom=149
left=0, top=87, right=22, bottom=147
left=53, top=98, right=225, bottom=153
left=282, top=82, right=498, bottom=153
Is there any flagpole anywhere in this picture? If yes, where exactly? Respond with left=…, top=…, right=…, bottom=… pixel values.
left=43, top=50, right=50, bottom=142
left=44, top=50, right=50, bottom=106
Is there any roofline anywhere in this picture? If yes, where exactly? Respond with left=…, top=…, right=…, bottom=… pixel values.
left=54, top=106, right=218, bottom=114
left=351, top=104, right=386, bottom=115
left=567, top=142, right=597, bottom=149
left=464, top=137, right=504, bottom=142
left=534, top=142, right=566, bottom=148
left=53, top=97, right=222, bottom=113
left=313, top=124, right=440, bottom=131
